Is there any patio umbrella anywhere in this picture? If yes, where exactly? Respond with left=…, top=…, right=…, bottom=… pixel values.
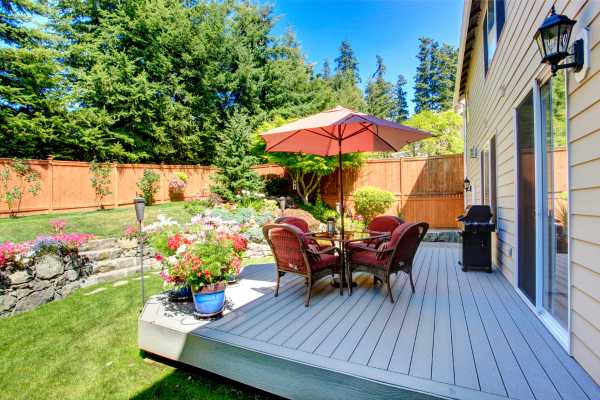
left=260, top=105, right=431, bottom=236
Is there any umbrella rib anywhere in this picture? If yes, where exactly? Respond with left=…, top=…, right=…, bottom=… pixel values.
left=373, top=125, right=399, bottom=152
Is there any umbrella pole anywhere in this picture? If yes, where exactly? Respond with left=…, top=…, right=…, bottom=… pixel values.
left=338, top=143, right=344, bottom=238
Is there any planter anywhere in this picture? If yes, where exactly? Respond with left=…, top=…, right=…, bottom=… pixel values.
left=168, top=285, right=192, bottom=302
left=192, top=283, right=225, bottom=317
left=169, top=190, right=185, bottom=202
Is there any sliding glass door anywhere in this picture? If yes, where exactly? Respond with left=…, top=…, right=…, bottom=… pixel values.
left=540, top=74, right=569, bottom=331
left=516, top=73, right=569, bottom=343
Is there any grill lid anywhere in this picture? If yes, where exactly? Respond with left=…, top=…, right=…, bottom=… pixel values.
left=457, top=205, right=494, bottom=223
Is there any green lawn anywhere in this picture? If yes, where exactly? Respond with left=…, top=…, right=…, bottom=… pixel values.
left=0, top=266, right=275, bottom=400
left=0, top=202, right=190, bottom=242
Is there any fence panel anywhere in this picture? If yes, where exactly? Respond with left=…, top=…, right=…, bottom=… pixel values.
left=0, top=157, right=462, bottom=227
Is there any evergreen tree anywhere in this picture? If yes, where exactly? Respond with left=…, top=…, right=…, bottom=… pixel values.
left=211, top=110, right=263, bottom=201
left=0, top=0, right=68, bottom=159
left=413, top=37, right=457, bottom=112
left=335, top=40, right=360, bottom=83
left=393, top=74, right=409, bottom=122
left=365, top=55, right=394, bottom=119
left=320, top=59, right=331, bottom=80
left=413, top=37, right=433, bottom=113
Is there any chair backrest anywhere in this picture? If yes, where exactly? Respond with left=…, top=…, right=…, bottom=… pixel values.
left=274, top=216, right=309, bottom=233
left=387, top=222, right=429, bottom=269
left=263, top=224, right=309, bottom=274
left=367, top=215, right=404, bottom=234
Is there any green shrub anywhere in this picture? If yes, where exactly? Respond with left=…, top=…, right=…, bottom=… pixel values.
left=262, top=174, right=290, bottom=197
left=301, top=198, right=337, bottom=222
left=89, top=161, right=112, bottom=209
left=353, top=186, right=395, bottom=224
left=136, top=169, right=160, bottom=205
left=184, top=199, right=214, bottom=216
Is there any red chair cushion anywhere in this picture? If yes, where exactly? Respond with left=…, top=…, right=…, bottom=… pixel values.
left=349, top=249, right=387, bottom=267
left=311, top=253, right=339, bottom=271
left=367, top=216, right=403, bottom=234
left=276, top=217, right=309, bottom=232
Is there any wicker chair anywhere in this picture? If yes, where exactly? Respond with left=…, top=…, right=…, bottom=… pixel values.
left=347, top=215, right=404, bottom=251
left=275, top=216, right=334, bottom=249
left=347, top=222, right=428, bottom=303
left=263, top=223, right=342, bottom=306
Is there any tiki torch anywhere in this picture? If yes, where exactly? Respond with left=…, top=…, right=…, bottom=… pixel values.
left=134, top=197, right=145, bottom=307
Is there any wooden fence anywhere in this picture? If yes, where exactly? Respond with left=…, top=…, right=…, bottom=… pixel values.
left=0, top=155, right=463, bottom=228
left=320, top=154, right=464, bottom=228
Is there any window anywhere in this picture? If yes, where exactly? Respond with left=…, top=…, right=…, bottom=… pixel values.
left=483, top=0, right=506, bottom=73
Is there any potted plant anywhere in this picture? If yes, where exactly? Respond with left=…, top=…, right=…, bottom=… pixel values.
left=168, top=172, right=188, bottom=202
left=153, top=232, right=193, bottom=301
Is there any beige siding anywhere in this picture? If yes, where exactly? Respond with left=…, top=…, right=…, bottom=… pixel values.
left=460, top=0, right=600, bottom=383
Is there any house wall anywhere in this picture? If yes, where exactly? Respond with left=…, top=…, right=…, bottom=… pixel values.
left=460, top=0, right=600, bottom=383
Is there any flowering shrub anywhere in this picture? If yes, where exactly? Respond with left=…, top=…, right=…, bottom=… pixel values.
left=0, top=241, right=30, bottom=271
left=0, top=233, right=93, bottom=272
left=49, top=219, right=67, bottom=234
left=168, top=178, right=186, bottom=193
left=150, top=213, right=249, bottom=291
left=123, top=225, right=138, bottom=240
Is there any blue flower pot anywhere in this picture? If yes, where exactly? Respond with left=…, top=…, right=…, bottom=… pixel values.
left=192, top=287, right=225, bottom=317
left=169, top=285, right=192, bottom=301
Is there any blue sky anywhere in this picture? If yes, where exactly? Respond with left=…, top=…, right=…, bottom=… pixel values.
left=269, top=0, right=463, bottom=113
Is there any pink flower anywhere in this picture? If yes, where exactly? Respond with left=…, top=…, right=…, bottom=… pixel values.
left=49, top=219, right=67, bottom=234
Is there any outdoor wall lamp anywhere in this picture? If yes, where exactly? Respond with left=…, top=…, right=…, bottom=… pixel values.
left=464, top=178, right=472, bottom=193
left=535, top=6, right=584, bottom=75
left=278, top=196, right=286, bottom=216
left=133, top=197, right=145, bottom=307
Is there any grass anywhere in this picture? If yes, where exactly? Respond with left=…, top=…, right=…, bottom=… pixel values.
left=0, top=202, right=191, bottom=242
left=0, top=267, right=275, bottom=400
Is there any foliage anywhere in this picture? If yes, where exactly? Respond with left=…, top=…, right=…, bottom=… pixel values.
left=211, top=111, right=264, bottom=201
left=403, top=110, right=463, bottom=156
left=174, top=172, right=188, bottom=183
left=393, top=74, right=409, bottom=122
left=300, top=198, right=338, bottom=223
left=413, top=37, right=458, bottom=113
left=89, top=161, right=112, bottom=209
left=0, top=158, right=42, bottom=217
left=136, top=169, right=160, bottom=206
left=335, top=40, right=360, bottom=84
left=49, top=219, right=67, bottom=234
left=262, top=174, right=291, bottom=197
left=365, top=55, right=395, bottom=119
left=353, top=186, right=395, bottom=224
left=184, top=199, right=214, bottom=216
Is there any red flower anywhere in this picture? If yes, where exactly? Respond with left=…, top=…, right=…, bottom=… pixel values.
left=204, top=269, right=211, bottom=278
left=155, top=255, right=164, bottom=262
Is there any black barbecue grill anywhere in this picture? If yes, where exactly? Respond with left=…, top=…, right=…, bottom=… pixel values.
left=457, top=205, right=495, bottom=272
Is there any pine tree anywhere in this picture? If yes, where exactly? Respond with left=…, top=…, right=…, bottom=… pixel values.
left=321, top=59, right=331, bottom=80
left=0, top=0, right=68, bottom=159
left=393, top=74, right=409, bottom=122
left=365, top=55, right=394, bottom=119
left=413, top=37, right=433, bottom=113
left=335, top=40, right=360, bottom=84
left=211, top=110, right=263, bottom=201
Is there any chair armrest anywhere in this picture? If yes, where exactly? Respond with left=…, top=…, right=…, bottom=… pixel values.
left=315, top=246, right=340, bottom=256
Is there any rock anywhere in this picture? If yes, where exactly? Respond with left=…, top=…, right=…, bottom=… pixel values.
left=65, top=269, right=79, bottom=282
left=13, top=287, right=54, bottom=313
left=30, top=279, right=51, bottom=291
left=9, top=270, right=32, bottom=285
left=0, top=294, right=17, bottom=312
left=14, top=288, right=33, bottom=299
left=35, top=255, right=64, bottom=279
left=117, top=238, right=138, bottom=249
left=61, top=282, right=80, bottom=297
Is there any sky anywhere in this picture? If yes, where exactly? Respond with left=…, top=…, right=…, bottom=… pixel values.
left=268, top=0, right=463, bottom=113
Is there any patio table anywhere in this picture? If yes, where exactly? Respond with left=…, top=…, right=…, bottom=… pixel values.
left=309, top=231, right=390, bottom=295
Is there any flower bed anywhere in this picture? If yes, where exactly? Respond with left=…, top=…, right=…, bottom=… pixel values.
left=1, top=232, right=94, bottom=317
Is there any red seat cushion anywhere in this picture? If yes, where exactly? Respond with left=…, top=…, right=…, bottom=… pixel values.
left=311, top=253, right=339, bottom=271
left=350, top=249, right=387, bottom=267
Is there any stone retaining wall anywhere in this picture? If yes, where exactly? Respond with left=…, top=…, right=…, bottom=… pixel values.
left=0, top=254, right=92, bottom=317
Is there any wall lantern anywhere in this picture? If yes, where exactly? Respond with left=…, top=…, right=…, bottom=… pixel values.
left=133, top=197, right=146, bottom=307
left=534, top=6, right=584, bottom=75
left=464, top=178, right=472, bottom=193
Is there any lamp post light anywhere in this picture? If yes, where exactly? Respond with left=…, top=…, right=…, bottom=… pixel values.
left=278, top=196, right=286, bottom=216
left=463, top=178, right=472, bottom=193
left=134, top=197, right=145, bottom=307
left=534, top=6, right=584, bottom=75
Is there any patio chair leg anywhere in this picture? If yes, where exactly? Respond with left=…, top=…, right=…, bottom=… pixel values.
left=386, top=276, right=394, bottom=304
left=305, top=277, right=312, bottom=307
left=275, top=271, right=281, bottom=297
left=409, top=270, right=415, bottom=293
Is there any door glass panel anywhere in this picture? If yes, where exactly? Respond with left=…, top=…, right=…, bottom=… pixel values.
left=541, top=73, right=568, bottom=330
left=516, top=93, right=536, bottom=304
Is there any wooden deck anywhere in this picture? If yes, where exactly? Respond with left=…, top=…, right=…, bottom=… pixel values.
left=139, top=243, right=600, bottom=400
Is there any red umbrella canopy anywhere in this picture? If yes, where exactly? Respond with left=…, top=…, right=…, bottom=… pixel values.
left=260, top=105, right=431, bottom=156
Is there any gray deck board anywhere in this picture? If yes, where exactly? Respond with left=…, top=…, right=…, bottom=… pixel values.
left=139, top=244, right=599, bottom=400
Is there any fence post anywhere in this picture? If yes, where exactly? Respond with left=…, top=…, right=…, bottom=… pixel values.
left=47, top=156, right=54, bottom=213
left=113, top=162, right=119, bottom=208
left=160, top=162, right=166, bottom=203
